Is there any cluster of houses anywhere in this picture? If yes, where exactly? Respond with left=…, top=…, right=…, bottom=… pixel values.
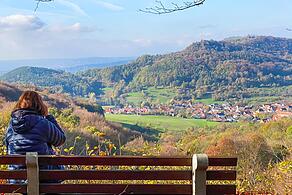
left=105, top=100, right=292, bottom=123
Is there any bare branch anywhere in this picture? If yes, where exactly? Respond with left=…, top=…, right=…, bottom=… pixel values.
left=34, top=0, right=53, bottom=13
left=140, top=0, right=206, bottom=14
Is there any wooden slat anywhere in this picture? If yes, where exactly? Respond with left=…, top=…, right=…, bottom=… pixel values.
left=0, top=170, right=27, bottom=179
left=0, top=184, right=236, bottom=195
left=0, top=156, right=26, bottom=165
left=40, top=184, right=192, bottom=194
left=39, top=156, right=237, bottom=166
left=206, top=185, right=236, bottom=195
left=208, top=158, right=237, bottom=166
left=38, top=156, right=192, bottom=166
left=39, top=170, right=191, bottom=180
left=207, top=170, right=237, bottom=180
left=39, top=170, right=236, bottom=181
left=0, top=184, right=27, bottom=193
left=0, top=155, right=237, bottom=166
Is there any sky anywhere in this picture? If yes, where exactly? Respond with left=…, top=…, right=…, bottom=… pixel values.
left=0, top=0, right=292, bottom=60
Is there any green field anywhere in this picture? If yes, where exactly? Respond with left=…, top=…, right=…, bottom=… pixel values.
left=242, top=86, right=292, bottom=104
left=126, top=87, right=177, bottom=105
left=193, top=98, right=224, bottom=105
left=105, top=114, right=218, bottom=132
left=100, top=86, right=224, bottom=106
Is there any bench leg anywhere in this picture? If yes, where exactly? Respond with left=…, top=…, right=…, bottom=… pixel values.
left=26, top=152, right=40, bottom=195
left=192, top=154, right=208, bottom=195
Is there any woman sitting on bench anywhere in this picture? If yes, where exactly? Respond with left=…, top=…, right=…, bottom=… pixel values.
left=4, top=91, right=66, bottom=186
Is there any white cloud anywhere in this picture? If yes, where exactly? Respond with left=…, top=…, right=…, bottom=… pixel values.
left=0, top=15, right=191, bottom=60
left=0, top=14, right=96, bottom=33
left=68, top=22, right=95, bottom=32
left=0, top=29, right=191, bottom=60
left=0, top=14, right=102, bottom=59
left=49, top=22, right=97, bottom=33
left=93, top=1, right=124, bottom=11
left=0, top=14, right=45, bottom=31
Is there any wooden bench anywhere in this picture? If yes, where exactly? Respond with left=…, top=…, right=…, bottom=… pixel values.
left=0, top=153, right=237, bottom=195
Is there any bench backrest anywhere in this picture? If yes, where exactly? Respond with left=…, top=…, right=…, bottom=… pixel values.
left=0, top=153, right=237, bottom=195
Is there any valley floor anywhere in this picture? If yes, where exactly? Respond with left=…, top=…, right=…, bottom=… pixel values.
left=105, top=113, right=218, bottom=132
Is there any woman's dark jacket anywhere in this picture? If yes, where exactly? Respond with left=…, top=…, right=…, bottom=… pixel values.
left=5, top=109, right=66, bottom=158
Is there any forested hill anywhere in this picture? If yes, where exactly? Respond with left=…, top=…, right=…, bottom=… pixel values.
left=79, top=36, right=292, bottom=98
left=0, top=66, right=102, bottom=96
left=1, top=36, right=292, bottom=100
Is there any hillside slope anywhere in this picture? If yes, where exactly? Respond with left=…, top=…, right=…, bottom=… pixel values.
left=0, top=82, right=22, bottom=102
left=0, top=66, right=102, bottom=96
left=79, top=36, right=292, bottom=99
left=1, top=36, right=292, bottom=101
left=0, top=82, right=157, bottom=154
left=0, top=57, right=135, bottom=74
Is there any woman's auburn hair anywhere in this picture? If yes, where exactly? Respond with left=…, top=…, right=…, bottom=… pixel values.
left=14, top=91, right=48, bottom=116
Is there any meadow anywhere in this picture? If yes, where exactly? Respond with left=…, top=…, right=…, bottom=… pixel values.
left=105, top=113, right=218, bottom=132
left=125, top=87, right=177, bottom=105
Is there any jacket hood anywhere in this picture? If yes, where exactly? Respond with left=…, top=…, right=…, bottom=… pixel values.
left=11, top=109, right=43, bottom=133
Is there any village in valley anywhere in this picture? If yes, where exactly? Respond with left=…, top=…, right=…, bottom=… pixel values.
left=105, top=100, right=292, bottom=123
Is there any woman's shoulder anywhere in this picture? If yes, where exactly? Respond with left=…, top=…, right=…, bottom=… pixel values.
left=34, top=115, right=60, bottom=131
left=33, top=116, right=50, bottom=126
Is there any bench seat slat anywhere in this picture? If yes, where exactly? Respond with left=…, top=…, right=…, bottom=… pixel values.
left=0, top=184, right=27, bottom=193
left=208, top=158, right=237, bottom=166
left=38, top=170, right=236, bottom=181
left=38, top=156, right=237, bottom=166
left=0, top=156, right=237, bottom=167
left=0, top=170, right=236, bottom=181
left=207, top=170, right=237, bottom=180
left=38, top=156, right=192, bottom=166
left=0, top=156, right=26, bottom=165
left=39, top=184, right=236, bottom=194
left=0, top=184, right=236, bottom=194
left=40, top=184, right=192, bottom=194
left=0, top=170, right=27, bottom=179
left=40, top=170, right=192, bottom=180
left=207, top=184, right=236, bottom=195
